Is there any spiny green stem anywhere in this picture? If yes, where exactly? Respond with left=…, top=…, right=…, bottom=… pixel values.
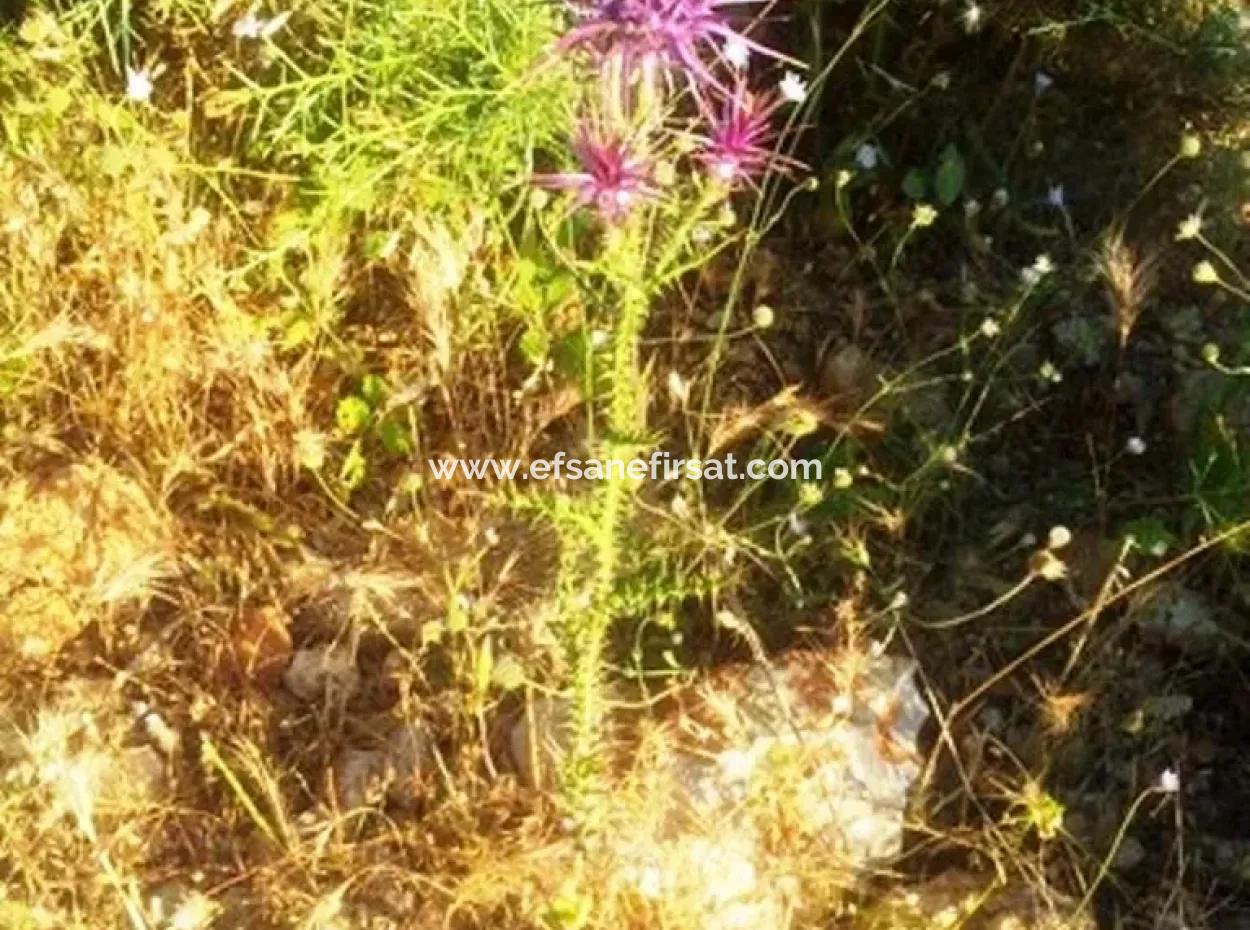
left=564, top=231, right=652, bottom=797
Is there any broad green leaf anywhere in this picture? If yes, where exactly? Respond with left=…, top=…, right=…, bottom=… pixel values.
left=902, top=168, right=929, bottom=200
left=518, top=326, right=550, bottom=367
left=377, top=419, right=412, bottom=456
left=935, top=144, right=966, bottom=206
left=360, top=374, right=387, bottom=408
left=335, top=395, right=372, bottom=435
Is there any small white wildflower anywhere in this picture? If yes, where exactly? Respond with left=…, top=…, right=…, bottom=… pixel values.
left=691, top=224, right=714, bottom=246
left=1024, top=254, right=1054, bottom=285
left=1020, top=532, right=1038, bottom=548
left=1125, top=436, right=1147, bottom=456
left=752, top=304, right=775, bottom=329
left=889, top=591, right=910, bottom=610
left=670, top=495, right=690, bottom=520
left=980, top=317, right=1001, bottom=338
left=125, top=65, right=154, bottom=103
left=1192, top=261, right=1220, bottom=285
left=589, top=329, right=610, bottom=349
left=1150, top=540, right=1168, bottom=557
left=1046, top=183, right=1066, bottom=210
left=932, top=70, right=952, bottom=90
left=912, top=203, right=939, bottom=227
left=234, top=6, right=290, bottom=40
left=991, top=187, right=1010, bottom=209
left=1175, top=213, right=1202, bottom=241
left=168, top=892, right=219, bottom=930
left=1047, top=525, right=1072, bottom=550
left=869, top=639, right=887, bottom=658
left=786, top=511, right=809, bottom=536
left=723, top=34, right=750, bottom=70
left=232, top=6, right=264, bottom=38
left=1034, top=70, right=1055, bottom=94
left=962, top=2, right=984, bottom=33
left=835, top=168, right=854, bottom=190
left=483, top=526, right=501, bottom=546
left=855, top=142, right=880, bottom=170
left=666, top=370, right=690, bottom=406
left=964, top=197, right=982, bottom=217
left=135, top=704, right=180, bottom=756
left=939, top=445, right=959, bottom=465
left=1159, top=768, right=1180, bottom=794
left=779, top=71, right=808, bottom=104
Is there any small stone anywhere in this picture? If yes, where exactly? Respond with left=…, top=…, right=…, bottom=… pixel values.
left=333, top=721, right=434, bottom=811
left=283, top=645, right=361, bottom=703
left=1138, top=586, right=1222, bottom=649
left=818, top=344, right=878, bottom=405
left=335, top=749, right=389, bottom=811
left=505, top=695, right=573, bottom=789
left=384, top=722, right=434, bottom=807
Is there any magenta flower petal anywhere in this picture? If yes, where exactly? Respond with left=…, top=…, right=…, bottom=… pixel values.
left=559, top=0, right=800, bottom=93
left=535, top=127, right=659, bottom=221
left=697, top=80, right=803, bottom=186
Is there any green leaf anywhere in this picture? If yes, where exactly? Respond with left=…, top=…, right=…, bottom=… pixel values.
left=360, top=374, right=388, bottom=408
left=552, top=329, right=595, bottom=381
left=363, top=230, right=400, bottom=261
left=935, top=144, right=966, bottom=206
left=335, top=395, right=372, bottom=435
left=281, top=316, right=314, bottom=350
left=518, top=326, right=550, bottom=367
left=902, top=168, right=929, bottom=201
left=377, top=419, right=412, bottom=456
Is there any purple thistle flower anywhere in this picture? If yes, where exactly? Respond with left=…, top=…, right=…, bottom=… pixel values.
left=698, top=81, right=802, bottom=186
left=560, top=0, right=800, bottom=93
left=535, top=126, right=659, bottom=221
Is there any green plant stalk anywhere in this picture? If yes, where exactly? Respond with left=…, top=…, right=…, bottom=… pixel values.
left=564, top=226, right=652, bottom=797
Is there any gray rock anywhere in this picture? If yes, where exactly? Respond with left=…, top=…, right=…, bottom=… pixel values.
left=1138, top=586, right=1223, bottom=649
left=861, top=870, right=1094, bottom=930
left=504, top=694, right=576, bottom=790
left=611, top=651, right=929, bottom=929
left=334, top=720, right=435, bottom=811
left=283, top=644, right=361, bottom=703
